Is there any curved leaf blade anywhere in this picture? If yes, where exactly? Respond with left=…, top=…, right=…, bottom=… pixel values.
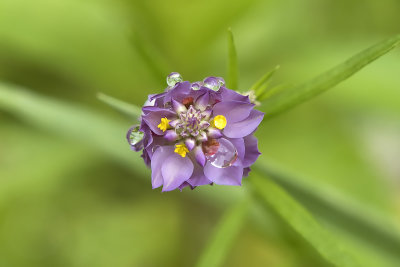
left=196, top=201, right=248, bottom=267
left=97, top=92, right=142, bottom=119
left=262, top=34, right=400, bottom=117
left=227, top=28, right=239, bottom=90
left=250, top=174, right=362, bottom=267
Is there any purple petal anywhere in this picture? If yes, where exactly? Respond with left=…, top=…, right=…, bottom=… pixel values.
left=204, top=162, right=243, bottom=186
left=151, top=146, right=174, bottom=189
left=161, top=153, right=194, bottom=191
left=223, top=110, right=264, bottom=138
left=164, top=130, right=178, bottom=141
left=195, top=92, right=209, bottom=110
left=142, top=109, right=176, bottom=135
left=197, top=132, right=208, bottom=142
left=243, top=135, right=261, bottom=167
left=212, top=101, right=255, bottom=124
left=185, top=138, right=196, bottom=151
left=243, top=167, right=251, bottom=177
left=187, top=163, right=212, bottom=186
left=178, top=182, right=194, bottom=191
left=207, top=128, right=222, bottom=139
left=220, top=87, right=250, bottom=103
left=193, top=145, right=206, bottom=166
left=172, top=99, right=187, bottom=114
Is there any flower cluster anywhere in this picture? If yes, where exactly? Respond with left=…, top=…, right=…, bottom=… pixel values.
left=127, top=73, right=264, bottom=191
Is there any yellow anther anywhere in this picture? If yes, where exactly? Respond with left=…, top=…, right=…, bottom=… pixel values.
left=157, top=117, right=171, bottom=132
left=174, top=143, right=189, bottom=158
left=212, top=115, right=227, bottom=130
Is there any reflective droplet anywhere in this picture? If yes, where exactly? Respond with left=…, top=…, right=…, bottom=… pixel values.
left=203, top=77, right=221, bottom=91
left=128, top=125, right=144, bottom=146
left=217, top=77, right=225, bottom=87
left=167, top=72, right=183, bottom=87
left=204, top=138, right=238, bottom=168
left=191, top=82, right=202, bottom=91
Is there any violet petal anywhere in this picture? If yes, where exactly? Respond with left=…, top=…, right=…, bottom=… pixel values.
left=161, top=154, right=194, bottom=191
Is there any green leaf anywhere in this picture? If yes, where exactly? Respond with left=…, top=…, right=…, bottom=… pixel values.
left=250, top=173, right=362, bottom=267
left=0, top=82, right=147, bottom=176
left=97, top=92, right=142, bottom=119
left=261, top=34, right=400, bottom=117
left=253, top=163, right=400, bottom=262
left=227, top=28, right=239, bottom=90
left=250, top=65, right=280, bottom=96
left=130, top=31, right=170, bottom=85
left=196, top=200, right=248, bottom=267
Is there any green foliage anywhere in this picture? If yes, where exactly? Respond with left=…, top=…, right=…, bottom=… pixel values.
left=196, top=201, right=249, bottom=267
left=97, top=92, right=142, bottom=119
left=250, top=174, right=361, bottom=267
left=227, top=28, right=239, bottom=90
left=261, top=34, right=400, bottom=117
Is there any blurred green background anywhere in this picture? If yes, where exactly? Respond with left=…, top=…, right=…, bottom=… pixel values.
left=1, top=0, right=400, bottom=266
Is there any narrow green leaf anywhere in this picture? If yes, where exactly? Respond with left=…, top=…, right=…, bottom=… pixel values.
left=97, top=92, right=142, bottom=119
left=253, top=163, right=400, bottom=261
left=250, top=65, right=280, bottom=96
left=0, top=82, right=147, bottom=176
left=130, top=31, right=170, bottom=85
left=262, top=34, right=400, bottom=117
left=227, top=28, right=239, bottom=90
left=250, top=173, right=361, bottom=267
left=196, top=200, right=248, bottom=267
left=257, top=83, right=289, bottom=101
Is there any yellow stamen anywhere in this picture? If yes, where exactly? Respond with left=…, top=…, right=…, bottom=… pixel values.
left=174, top=143, right=189, bottom=157
left=157, top=117, right=171, bottom=132
left=212, top=115, right=227, bottom=130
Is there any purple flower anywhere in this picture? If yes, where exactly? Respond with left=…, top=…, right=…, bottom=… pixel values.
left=127, top=73, right=264, bottom=192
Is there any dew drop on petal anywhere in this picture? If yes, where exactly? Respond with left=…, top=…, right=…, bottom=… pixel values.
left=205, top=138, right=238, bottom=168
left=128, top=125, right=144, bottom=146
left=191, top=82, right=201, bottom=91
left=203, top=77, right=221, bottom=91
left=217, top=77, right=225, bottom=87
left=167, top=72, right=183, bottom=87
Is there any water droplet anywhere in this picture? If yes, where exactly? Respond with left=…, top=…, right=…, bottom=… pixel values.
left=203, top=77, right=221, bottom=91
left=191, top=82, right=201, bottom=91
left=167, top=72, right=183, bottom=87
left=128, top=125, right=144, bottom=146
left=204, top=138, right=238, bottom=168
left=217, top=77, right=225, bottom=87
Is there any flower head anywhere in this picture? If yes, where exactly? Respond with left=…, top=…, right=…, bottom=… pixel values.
left=127, top=72, right=264, bottom=191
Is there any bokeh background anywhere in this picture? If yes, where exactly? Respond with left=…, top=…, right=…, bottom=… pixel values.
left=1, top=0, right=400, bottom=266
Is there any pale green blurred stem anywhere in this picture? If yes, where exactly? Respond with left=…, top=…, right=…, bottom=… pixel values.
left=227, top=28, right=239, bottom=90
left=250, top=173, right=362, bottom=267
left=97, top=92, right=142, bottom=120
left=195, top=200, right=249, bottom=267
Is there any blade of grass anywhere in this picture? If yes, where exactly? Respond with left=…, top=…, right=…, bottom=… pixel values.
left=0, top=82, right=147, bottom=176
left=227, top=28, right=238, bottom=90
left=250, top=65, right=280, bottom=96
left=262, top=34, right=400, bottom=117
left=250, top=173, right=362, bottom=267
left=253, top=163, right=400, bottom=260
left=97, top=92, right=142, bottom=119
left=130, top=31, right=170, bottom=85
left=196, top=200, right=249, bottom=267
